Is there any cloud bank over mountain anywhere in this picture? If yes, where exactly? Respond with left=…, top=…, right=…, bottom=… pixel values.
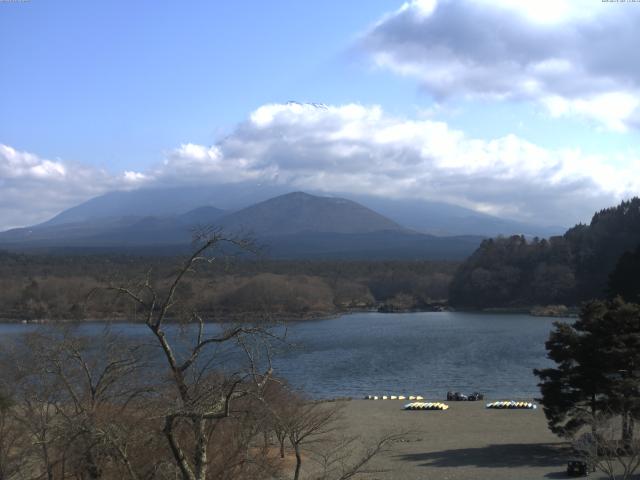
left=160, top=103, right=638, bottom=225
left=360, top=0, right=640, bottom=131
left=0, top=145, right=145, bottom=230
left=2, top=102, right=638, bottom=230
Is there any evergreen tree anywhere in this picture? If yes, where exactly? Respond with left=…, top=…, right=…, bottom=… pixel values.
left=535, top=299, right=640, bottom=442
left=450, top=197, right=640, bottom=308
left=608, top=244, right=640, bottom=303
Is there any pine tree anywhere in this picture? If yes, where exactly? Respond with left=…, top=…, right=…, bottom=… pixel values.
left=608, top=244, right=640, bottom=303
left=535, top=299, right=640, bottom=443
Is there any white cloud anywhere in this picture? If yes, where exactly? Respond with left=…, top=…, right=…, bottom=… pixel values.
left=161, top=142, right=264, bottom=183
left=471, top=0, right=605, bottom=24
left=0, top=144, right=139, bottom=230
left=153, top=103, right=639, bottom=225
left=122, top=170, right=148, bottom=183
left=361, top=0, right=640, bottom=131
left=3, top=102, right=639, bottom=231
left=0, top=145, right=68, bottom=180
left=542, top=92, right=640, bottom=132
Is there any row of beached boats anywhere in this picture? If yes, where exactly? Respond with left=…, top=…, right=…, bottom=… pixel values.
left=364, top=395, right=423, bottom=400
left=402, top=400, right=537, bottom=411
left=364, top=395, right=537, bottom=410
left=404, top=402, right=449, bottom=410
left=485, top=401, right=537, bottom=409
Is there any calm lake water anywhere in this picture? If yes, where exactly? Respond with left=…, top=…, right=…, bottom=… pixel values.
left=0, top=312, right=567, bottom=400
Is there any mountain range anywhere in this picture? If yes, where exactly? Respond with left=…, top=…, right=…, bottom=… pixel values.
left=0, top=185, right=564, bottom=260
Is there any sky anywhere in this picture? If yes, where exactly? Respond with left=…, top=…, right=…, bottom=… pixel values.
left=1, top=0, right=640, bottom=230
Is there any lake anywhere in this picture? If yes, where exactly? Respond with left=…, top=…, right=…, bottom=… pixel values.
left=0, top=311, right=567, bottom=400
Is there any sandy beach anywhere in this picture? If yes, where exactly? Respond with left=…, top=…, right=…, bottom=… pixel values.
left=337, top=399, right=575, bottom=480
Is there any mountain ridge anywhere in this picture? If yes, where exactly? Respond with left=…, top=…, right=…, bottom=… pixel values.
left=0, top=190, right=483, bottom=260
left=26, top=183, right=563, bottom=237
left=217, top=191, right=404, bottom=235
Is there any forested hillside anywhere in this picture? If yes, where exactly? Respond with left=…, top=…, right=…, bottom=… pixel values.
left=449, top=198, right=640, bottom=308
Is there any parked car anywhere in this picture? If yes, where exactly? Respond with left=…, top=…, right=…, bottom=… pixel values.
left=447, top=391, right=483, bottom=401
left=566, top=459, right=588, bottom=477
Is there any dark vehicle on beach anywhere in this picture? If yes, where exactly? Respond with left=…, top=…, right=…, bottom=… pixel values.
left=448, top=391, right=468, bottom=401
left=447, top=391, right=484, bottom=401
left=566, top=459, right=588, bottom=477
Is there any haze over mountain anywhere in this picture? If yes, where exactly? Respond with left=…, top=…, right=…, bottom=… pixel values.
left=0, top=189, right=487, bottom=260
left=42, top=184, right=289, bottom=227
left=346, top=194, right=564, bottom=238
left=29, top=183, right=562, bottom=238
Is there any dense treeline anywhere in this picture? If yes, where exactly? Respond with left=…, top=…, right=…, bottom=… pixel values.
left=608, top=244, right=640, bottom=303
left=450, top=198, right=640, bottom=308
left=0, top=251, right=457, bottom=321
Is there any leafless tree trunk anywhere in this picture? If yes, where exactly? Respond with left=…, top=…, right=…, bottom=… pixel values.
left=110, top=231, right=275, bottom=480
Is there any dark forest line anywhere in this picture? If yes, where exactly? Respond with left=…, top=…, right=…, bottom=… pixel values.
left=0, top=251, right=457, bottom=322
left=449, top=198, right=640, bottom=309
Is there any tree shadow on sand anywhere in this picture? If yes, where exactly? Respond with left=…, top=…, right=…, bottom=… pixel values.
left=396, top=442, right=571, bottom=470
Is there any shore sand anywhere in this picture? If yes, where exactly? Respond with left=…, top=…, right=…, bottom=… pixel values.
left=336, top=399, right=574, bottom=480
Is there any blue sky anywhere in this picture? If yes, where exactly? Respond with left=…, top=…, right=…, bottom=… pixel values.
left=1, top=0, right=411, bottom=171
left=1, top=0, right=640, bottom=229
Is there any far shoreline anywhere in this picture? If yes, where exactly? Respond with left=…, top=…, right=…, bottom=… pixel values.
left=0, top=306, right=578, bottom=325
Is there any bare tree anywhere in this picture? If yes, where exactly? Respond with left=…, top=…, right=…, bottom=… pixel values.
left=284, top=399, right=343, bottom=480
left=307, top=432, right=405, bottom=480
left=0, top=232, right=402, bottom=480
left=573, top=411, right=640, bottom=480
left=1, top=328, right=162, bottom=480
left=0, top=334, right=65, bottom=480
left=48, top=332, right=153, bottom=479
left=0, top=390, right=28, bottom=480
left=109, top=232, right=276, bottom=480
left=263, top=387, right=405, bottom=480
